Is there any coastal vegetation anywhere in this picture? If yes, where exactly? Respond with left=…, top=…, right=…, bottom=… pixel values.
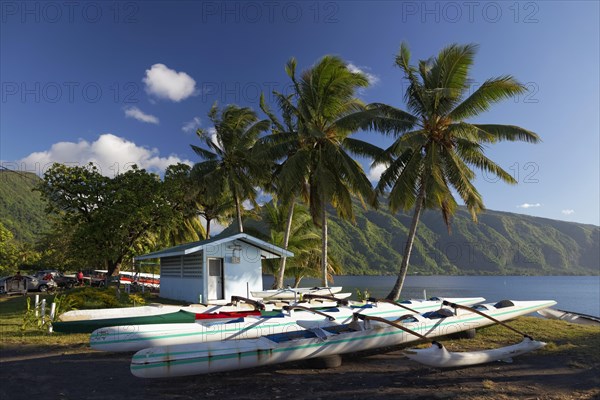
left=0, top=43, right=598, bottom=290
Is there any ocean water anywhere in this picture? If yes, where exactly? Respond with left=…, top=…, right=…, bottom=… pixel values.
left=265, top=275, right=600, bottom=317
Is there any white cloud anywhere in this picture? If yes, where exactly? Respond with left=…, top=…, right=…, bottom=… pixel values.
left=182, top=117, right=202, bottom=133
left=124, top=106, right=159, bottom=124
left=561, top=209, right=575, bottom=215
left=347, top=63, right=380, bottom=85
left=143, top=64, right=197, bottom=102
left=517, top=203, right=542, bottom=209
left=207, top=127, right=223, bottom=150
left=19, top=134, right=191, bottom=177
left=368, top=164, right=387, bottom=183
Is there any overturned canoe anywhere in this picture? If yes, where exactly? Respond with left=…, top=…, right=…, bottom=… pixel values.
left=130, top=299, right=555, bottom=378
left=404, top=337, right=546, bottom=367
left=91, top=297, right=484, bottom=352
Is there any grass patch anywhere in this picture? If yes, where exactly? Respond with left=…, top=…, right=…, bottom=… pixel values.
left=0, top=288, right=186, bottom=350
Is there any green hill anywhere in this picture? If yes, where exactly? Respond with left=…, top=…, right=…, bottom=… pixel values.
left=325, top=202, right=599, bottom=276
left=0, top=169, right=598, bottom=275
left=0, top=170, right=50, bottom=243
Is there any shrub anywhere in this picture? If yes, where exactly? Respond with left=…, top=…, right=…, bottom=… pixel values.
left=63, top=287, right=147, bottom=310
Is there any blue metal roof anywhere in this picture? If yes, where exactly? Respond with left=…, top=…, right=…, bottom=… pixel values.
left=134, top=233, right=294, bottom=260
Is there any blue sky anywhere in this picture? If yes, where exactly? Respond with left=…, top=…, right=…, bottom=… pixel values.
left=1, top=1, right=599, bottom=225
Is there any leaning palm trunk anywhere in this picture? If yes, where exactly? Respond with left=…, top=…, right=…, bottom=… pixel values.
left=273, top=198, right=295, bottom=289
left=387, top=187, right=425, bottom=301
left=205, top=219, right=211, bottom=239
left=321, top=197, right=329, bottom=287
left=234, top=194, right=244, bottom=233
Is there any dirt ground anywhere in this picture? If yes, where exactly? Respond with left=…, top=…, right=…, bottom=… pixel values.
left=1, top=344, right=598, bottom=400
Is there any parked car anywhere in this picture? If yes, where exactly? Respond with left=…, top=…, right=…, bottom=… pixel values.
left=52, top=273, right=79, bottom=289
left=0, top=274, right=56, bottom=294
left=83, top=271, right=106, bottom=287
left=24, top=275, right=57, bottom=292
left=34, top=270, right=59, bottom=280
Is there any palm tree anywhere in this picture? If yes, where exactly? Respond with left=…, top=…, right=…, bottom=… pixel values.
left=258, top=201, right=322, bottom=285
left=190, top=104, right=271, bottom=233
left=258, top=94, right=306, bottom=288
left=265, top=56, right=383, bottom=287
left=373, top=43, right=540, bottom=300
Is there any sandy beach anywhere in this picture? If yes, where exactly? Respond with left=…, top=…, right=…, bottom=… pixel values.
left=1, top=342, right=598, bottom=400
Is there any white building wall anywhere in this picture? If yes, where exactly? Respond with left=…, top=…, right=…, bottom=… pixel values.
left=204, top=240, right=264, bottom=300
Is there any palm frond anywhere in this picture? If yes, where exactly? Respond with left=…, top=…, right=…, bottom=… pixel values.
left=472, top=124, right=540, bottom=143
left=449, top=76, right=527, bottom=120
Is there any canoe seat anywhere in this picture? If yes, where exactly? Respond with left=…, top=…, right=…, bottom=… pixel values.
left=494, top=300, right=514, bottom=309
left=423, top=308, right=454, bottom=319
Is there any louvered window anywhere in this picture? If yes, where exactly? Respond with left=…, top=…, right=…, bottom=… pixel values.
left=161, top=256, right=182, bottom=277
left=183, top=254, right=203, bottom=277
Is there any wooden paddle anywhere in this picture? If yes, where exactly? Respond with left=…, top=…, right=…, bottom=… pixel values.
left=353, top=313, right=442, bottom=348
left=230, top=296, right=266, bottom=311
left=443, top=300, right=533, bottom=340
left=282, top=305, right=336, bottom=321
left=302, top=294, right=349, bottom=306
left=367, top=297, right=419, bottom=314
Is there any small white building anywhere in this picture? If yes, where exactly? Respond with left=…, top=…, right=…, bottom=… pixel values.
left=135, top=233, right=293, bottom=303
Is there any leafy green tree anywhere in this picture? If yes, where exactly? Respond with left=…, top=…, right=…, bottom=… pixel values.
left=264, top=56, right=382, bottom=286
left=36, top=163, right=196, bottom=279
left=373, top=43, right=540, bottom=300
left=190, top=104, right=271, bottom=233
left=0, top=222, right=19, bottom=275
left=156, top=164, right=206, bottom=246
left=190, top=164, right=235, bottom=238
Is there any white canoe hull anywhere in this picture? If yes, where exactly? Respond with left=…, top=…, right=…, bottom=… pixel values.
left=59, top=303, right=261, bottom=322
left=251, top=287, right=343, bottom=299
left=404, top=338, right=546, bottom=367
left=91, top=297, right=484, bottom=352
left=130, top=299, right=555, bottom=378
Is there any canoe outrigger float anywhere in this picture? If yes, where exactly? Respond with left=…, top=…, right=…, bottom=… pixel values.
left=537, top=308, right=600, bottom=326
left=130, top=299, right=555, bottom=378
left=398, top=300, right=547, bottom=368
left=90, top=296, right=485, bottom=352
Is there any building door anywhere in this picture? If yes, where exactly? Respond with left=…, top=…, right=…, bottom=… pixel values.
left=207, top=258, right=224, bottom=300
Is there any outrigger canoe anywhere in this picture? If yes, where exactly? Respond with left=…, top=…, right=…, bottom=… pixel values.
left=130, top=299, right=555, bottom=378
left=53, top=300, right=268, bottom=334
left=90, top=297, right=485, bottom=352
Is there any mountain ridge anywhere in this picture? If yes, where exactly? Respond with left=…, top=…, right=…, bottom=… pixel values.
left=0, top=170, right=598, bottom=275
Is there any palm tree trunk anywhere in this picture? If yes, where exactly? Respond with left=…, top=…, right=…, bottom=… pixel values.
left=234, top=194, right=244, bottom=233
left=293, top=275, right=302, bottom=288
left=274, top=197, right=295, bottom=289
left=321, top=196, right=328, bottom=287
left=386, top=186, right=425, bottom=301
left=206, top=218, right=211, bottom=239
